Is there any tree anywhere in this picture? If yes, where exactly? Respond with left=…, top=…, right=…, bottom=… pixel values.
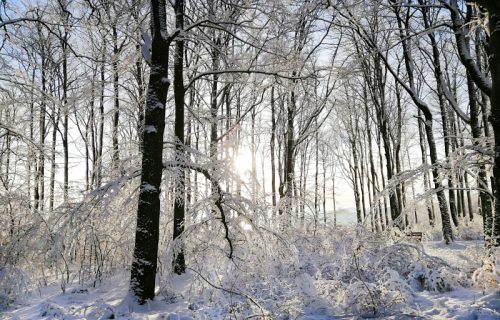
left=470, top=0, right=500, bottom=246
left=445, top=0, right=500, bottom=246
left=129, top=0, right=170, bottom=304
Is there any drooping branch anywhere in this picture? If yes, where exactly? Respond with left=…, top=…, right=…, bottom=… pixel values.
left=0, top=123, right=43, bottom=151
left=163, top=160, right=233, bottom=259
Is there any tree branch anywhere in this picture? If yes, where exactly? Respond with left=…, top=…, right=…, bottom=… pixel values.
left=163, top=160, right=234, bottom=259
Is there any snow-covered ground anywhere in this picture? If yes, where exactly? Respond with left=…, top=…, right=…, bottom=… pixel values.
left=2, top=227, right=499, bottom=319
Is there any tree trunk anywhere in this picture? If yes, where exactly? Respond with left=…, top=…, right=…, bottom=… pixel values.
left=97, top=40, right=106, bottom=187
left=172, top=0, right=186, bottom=274
left=112, top=23, right=120, bottom=173
left=270, top=86, right=277, bottom=211
left=421, top=0, right=459, bottom=227
left=467, top=70, right=493, bottom=242
left=390, top=0, right=453, bottom=243
left=130, top=0, right=170, bottom=304
left=482, top=0, right=500, bottom=246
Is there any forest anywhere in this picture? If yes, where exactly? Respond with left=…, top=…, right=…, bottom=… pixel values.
left=1, top=0, right=500, bottom=318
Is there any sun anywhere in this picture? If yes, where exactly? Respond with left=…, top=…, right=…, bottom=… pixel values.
left=233, top=148, right=253, bottom=176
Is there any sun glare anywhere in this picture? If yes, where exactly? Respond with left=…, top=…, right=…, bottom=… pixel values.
left=233, top=148, right=253, bottom=176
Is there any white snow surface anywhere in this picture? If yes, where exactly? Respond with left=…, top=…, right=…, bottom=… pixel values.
left=2, top=226, right=500, bottom=319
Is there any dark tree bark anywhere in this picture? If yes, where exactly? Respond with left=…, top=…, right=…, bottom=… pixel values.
left=351, top=138, right=362, bottom=224
left=270, top=86, right=277, bottom=210
left=130, top=0, right=170, bottom=304
left=421, top=113, right=435, bottom=226
left=172, top=0, right=186, bottom=274
left=450, top=0, right=499, bottom=245
left=355, top=35, right=400, bottom=227
left=332, top=166, right=337, bottom=227
left=49, top=98, right=60, bottom=212
left=278, top=82, right=296, bottom=225
left=363, top=82, right=382, bottom=231
left=314, top=120, right=320, bottom=224
left=446, top=0, right=491, bottom=95
left=111, top=13, right=120, bottom=173
left=475, top=0, right=500, bottom=246
left=467, top=71, right=493, bottom=231
left=97, top=39, right=106, bottom=187
left=34, top=28, right=47, bottom=213
left=420, top=0, right=459, bottom=226
left=322, top=151, right=327, bottom=224
left=384, top=0, right=454, bottom=243
left=59, top=3, right=70, bottom=204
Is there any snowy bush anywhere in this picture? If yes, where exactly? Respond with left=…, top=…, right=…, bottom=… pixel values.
left=373, top=243, right=422, bottom=277
left=343, top=275, right=410, bottom=317
left=39, top=302, right=65, bottom=319
left=83, top=299, right=115, bottom=320
left=0, top=265, right=28, bottom=310
left=454, top=221, right=484, bottom=241
left=408, top=261, right=468, bottom=292
left=472, top=255, right=500, bottom=291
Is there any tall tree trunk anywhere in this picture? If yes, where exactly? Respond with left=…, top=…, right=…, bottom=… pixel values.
left=172, top=0, right=186, bottom=274
left=358, top=134, right=367, bottom=222
left=130, top=0, right=170, bottom=304
left=270, top=86, right=277, bottom=211
left=251, top=108, right=257, bottom=204
left=364, top=83, right=381, bottom=231
left=112, top=22, right=120, bottom=173
left=49, top=103, right=60, bottom=213
left=35, top=46, right=47, bottom=213
left=421, top=0, right=459, bottom=227
left=136, top=44, right=145, bottom=153
left=62, top=29, right=69, bottom=204
left=279, top=83, right=296, bottom=226
left=390, top=0, right=453, bottom=243
left=28, top=68, right=35, bottom=211
left=322, top=152, right=327, bottom=224
left=97, top=40, right=106, bottom=187
left=467, top=71, right=493, bottom=242
left=482, top=1, right=500, bottom=246
left=332, top=165, right=337, bottom=227
left=314, top=121, right=320, bottom=224
left=394, top=80, right=405, bottom=226
left=418, top=109, right=434, bottom=225
left=377, top=131, right=389, bottom=228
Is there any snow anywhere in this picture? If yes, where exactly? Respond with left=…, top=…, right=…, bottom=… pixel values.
left=144, top=125, right=158, bottom=134
left=141, top=32, right=152, bottom=65
left=2, top=227, right=500, bottom=319
left=161, top=77, right=171, bottom=85
left=140, top=183, right=157, bottom=193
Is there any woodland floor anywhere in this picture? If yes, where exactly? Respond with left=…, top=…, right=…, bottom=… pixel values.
left=2, top=225, right=500, bottom=320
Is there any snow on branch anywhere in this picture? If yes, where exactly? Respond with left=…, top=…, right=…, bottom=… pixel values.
left=441, top=0, right=492, bottom=96
left=185, top=69, right=316, bottom=90
left=163, top=160, right=234, bottom=259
